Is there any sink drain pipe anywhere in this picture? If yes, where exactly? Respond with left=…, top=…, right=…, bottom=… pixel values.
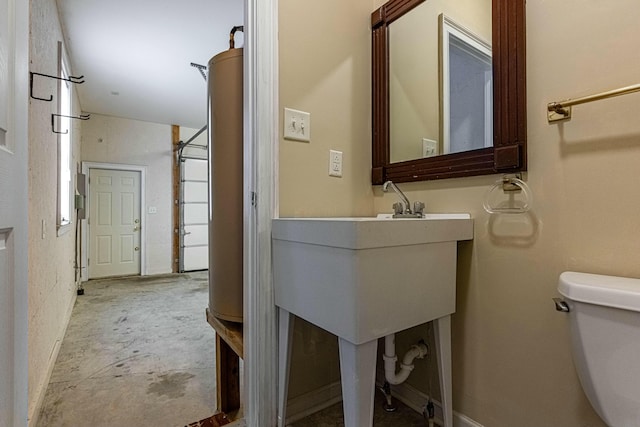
left=383, top=334, right=429, bottom=385
left=380, top=334, right=429, bottom=412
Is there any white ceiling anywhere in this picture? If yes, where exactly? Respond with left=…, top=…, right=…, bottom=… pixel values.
left=56, top=0, right=244, bottom=129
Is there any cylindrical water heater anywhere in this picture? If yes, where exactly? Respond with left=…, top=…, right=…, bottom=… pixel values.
left=207, top=47, right=243, bottom=323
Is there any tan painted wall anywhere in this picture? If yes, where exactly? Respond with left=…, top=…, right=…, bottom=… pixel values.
left=373, top=1, right=640, bottom=426
left=279, top=0, right=374, bottom=220
left=280, top=0, right=640, bottom=425
left=278, top=0, right=375, bottom=399
left=28, top=0, right=82, bottom=422
left=81, top=114, right=175, bottom=275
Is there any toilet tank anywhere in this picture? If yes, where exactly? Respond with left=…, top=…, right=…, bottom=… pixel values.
left=559, top=271, right=640, bottom=426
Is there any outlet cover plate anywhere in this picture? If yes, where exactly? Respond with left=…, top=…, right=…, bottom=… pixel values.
left=329, top=149, right=343, bottom=177
left=422, top=138, right=438, bottom=157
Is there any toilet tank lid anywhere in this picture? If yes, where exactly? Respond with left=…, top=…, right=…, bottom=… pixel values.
left=559, top=271, right=640, bottom=312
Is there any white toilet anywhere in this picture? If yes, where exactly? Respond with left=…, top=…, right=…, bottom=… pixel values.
left=556, top=271, right=640, bottom=427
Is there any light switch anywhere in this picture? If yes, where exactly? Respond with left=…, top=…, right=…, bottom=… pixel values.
left=284, top=108, right=311, bottom=142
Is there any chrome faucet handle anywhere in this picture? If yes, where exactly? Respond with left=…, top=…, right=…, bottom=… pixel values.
left=413, top=201, right=425, bottom=216
left=392, top=202, right=404, bottom=215
left=383, top=180, right=412, bottom=213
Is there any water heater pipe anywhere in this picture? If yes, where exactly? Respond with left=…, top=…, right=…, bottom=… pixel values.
left=229, top=25, right=244, bottom=49
left=383, top=334, right=428, bottom=385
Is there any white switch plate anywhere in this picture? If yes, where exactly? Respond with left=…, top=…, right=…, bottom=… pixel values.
left=422, top=138, right=438, bottom=157
left=329, top=149, right=343, bottom=177
left=284, top=108, right=311, bottom=142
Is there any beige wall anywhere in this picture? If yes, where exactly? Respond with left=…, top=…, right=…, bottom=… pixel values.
left=279, top=0, right=374, bottom=220
left=28, top=0, right=82, bottom=422
left=82, top=114, right=176, bottom=275
left=278, top=0, right=375, bottom=399
left=375, top=1, right=640, bottom=426
left=280, top=0, right=640, bottom=425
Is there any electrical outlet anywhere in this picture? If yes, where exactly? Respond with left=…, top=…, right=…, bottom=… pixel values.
left=284, top=108, right=311, bottom=142
left=329, top=150, right=343, bottom=177
left=422, top=138, right=438, bottom=157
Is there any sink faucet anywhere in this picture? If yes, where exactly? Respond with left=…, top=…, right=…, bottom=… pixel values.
left=382, top=180, right=424, bottom=218
left=383, top=180, right=412, bottom=214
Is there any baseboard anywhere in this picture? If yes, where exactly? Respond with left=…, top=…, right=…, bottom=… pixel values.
left=383, top=378, right=442, bottom=420
left=376, top=370, right=485, bottom=427
left=285, top=381, right=342, bottom=425
left=454, top=412, right=485, bottom=427
left=27, top=291, right=78, bottom=427
left=282, top=374, right=483, bottom=427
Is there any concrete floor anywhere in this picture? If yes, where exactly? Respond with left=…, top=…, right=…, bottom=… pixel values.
left=36, top=271, right=427, bottom=426
left=36, top=272, right=217, bottom=427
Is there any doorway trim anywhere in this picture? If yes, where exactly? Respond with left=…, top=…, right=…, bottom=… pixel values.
left=243, top=0, right=279, bottom=424
left=80, top=162, right=147, bottom=282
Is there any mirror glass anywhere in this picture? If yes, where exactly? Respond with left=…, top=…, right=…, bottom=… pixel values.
left=389, top=0, right=492, bottom=163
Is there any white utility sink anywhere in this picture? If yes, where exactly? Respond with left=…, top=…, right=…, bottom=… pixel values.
left=272, top=213, right=473, bottom=427
left=272, top=213, right=473, bottom=344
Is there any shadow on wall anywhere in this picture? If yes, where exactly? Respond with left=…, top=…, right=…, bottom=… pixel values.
left=486, top=211, right=540, bottom=248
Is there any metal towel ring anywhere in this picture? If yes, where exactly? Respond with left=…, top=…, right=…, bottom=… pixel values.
left=483, top=176, right=533, bottom=214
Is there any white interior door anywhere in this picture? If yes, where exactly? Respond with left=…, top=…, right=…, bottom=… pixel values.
left=181, top=158, right=209, bottom=271
left=0, top=178, right=17, bottom=427
left=0, top=226, right=15, bottom=427
left=0, top=0, right=28, bottom=422
left=89, top=168, right=142, bottom=278
left=0, top=0, right=14, bottom=413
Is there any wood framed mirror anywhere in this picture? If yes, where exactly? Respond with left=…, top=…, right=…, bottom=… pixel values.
left=371, top=0, right=526, bottom=184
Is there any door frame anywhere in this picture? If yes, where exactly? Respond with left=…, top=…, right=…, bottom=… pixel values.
left=81, top=162, right=147, bottom=281
left=243, top=0, right=279, bottom=424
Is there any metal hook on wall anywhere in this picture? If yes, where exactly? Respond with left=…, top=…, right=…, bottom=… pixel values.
left=30, top=72, right=85, bottom=102
left=51, top=113, right=90, bottom=134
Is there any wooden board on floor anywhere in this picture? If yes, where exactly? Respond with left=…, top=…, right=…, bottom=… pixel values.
left=185, top=412, right=232, bottom=427
left=206, top=308, right=243, bottom=415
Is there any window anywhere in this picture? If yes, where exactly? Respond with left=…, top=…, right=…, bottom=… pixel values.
left=58, top=43, right=72, bottom=231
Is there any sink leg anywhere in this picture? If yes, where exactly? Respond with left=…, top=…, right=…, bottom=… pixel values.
left=434, top=315, right=453, bottom=427
left=277, top=308, right=294, bottom=427
left=338, top=338, right=378, bottom=427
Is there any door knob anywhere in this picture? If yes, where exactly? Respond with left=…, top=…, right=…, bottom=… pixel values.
left=134, top=226, right=140, bottom=231
left=134, top=246, right=139, bottom=251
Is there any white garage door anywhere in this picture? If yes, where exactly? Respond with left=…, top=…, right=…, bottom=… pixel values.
left=181, top=158, right=208, bottom=271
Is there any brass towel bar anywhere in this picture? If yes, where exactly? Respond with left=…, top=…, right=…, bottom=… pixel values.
left=547, top=83, right=640, bottom=123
